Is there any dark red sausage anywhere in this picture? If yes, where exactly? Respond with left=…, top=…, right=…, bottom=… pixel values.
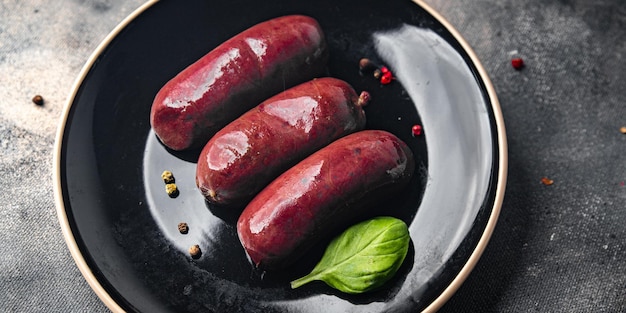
left=196, top=77, right=369, bottom=206
left=237, top=130, right=415, bottom=270
left=150, top=15, right=329, bottom=151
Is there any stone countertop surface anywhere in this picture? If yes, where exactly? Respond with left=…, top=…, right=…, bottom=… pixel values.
left=1, top=0, right=624, bottom=312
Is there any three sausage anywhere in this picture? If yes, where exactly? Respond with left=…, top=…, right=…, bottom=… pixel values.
left=151, top=15, right=416, bottom=272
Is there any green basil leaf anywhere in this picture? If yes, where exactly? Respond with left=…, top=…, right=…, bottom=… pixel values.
left=290, top=216, right=410, bottom=294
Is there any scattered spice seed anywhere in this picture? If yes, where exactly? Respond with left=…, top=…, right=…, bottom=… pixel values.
left=379, top=66, right=395, bottom=85
left=359, top=57, right=394, bottom=84
left=165, top=183, right=179, bottom=198
left=511, top=58, right=524, bottom=70
left=541, top=177, right=554, bottom=186
left=620, top=126, right=626, bottom=134
left=373, top=68, right=382, bottom=79
left=32, top=95, right=44, bottom=106
left=359, top=58, right=378, bottom=72
left=161, top=170, right=175, bottom=184
left=357, top=91, right=371, bottom=107
left=411, top=124, right=422, bottom=137
left=178, top=222, right=189, bottom=234
left=380, top=72, right=393, bottom=85
left=189, top=245, right=202, bottom=259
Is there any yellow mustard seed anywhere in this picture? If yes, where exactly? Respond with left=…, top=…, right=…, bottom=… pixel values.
left=161, top=170, right=175, bottom=184
left=165, top=183, right=179, bottom=198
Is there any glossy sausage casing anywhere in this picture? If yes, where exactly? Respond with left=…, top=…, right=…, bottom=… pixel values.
left=150, top=15, right=329, bottom=150
left=196, top=77, right=367, bottom=206
left=237, top=130, right=415, bottom=270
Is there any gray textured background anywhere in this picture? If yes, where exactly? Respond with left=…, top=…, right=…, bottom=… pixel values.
left=1, top=0, right=624, bottom=312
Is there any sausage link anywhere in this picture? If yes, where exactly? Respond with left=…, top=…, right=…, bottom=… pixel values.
left=237, top=130, right=415, bottom=270
left=196, top=77, right=369, bottom=206
left=150, top=15, right=329, bottom=150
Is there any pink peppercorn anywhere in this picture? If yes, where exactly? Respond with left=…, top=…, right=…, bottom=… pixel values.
left=380, top=72, right=393, bottom=85
left=411, top=125, right=422, bottom=136
left=511, top=58, right=524, bottom=70
left=379, top=66, right=394, bottom=85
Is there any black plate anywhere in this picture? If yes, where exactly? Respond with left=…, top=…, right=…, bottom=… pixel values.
left=54, top=0, right=507, bottom=312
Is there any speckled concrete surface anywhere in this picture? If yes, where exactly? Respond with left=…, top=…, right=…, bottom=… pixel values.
left=1, top=1, right=145, bottom=312
left=1, top=0, right=624, bottom=312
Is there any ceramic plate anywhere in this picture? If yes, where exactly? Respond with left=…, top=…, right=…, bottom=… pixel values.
left=54, top=0, right=507, bottom=312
